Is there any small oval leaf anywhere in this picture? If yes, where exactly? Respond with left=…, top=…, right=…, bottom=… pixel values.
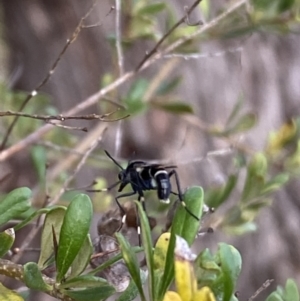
left=63, top=286, right=116, bottom=301
left=69, top=234, right=93, bottom=278
left=0, top=187, right=31, bottom=227
left=23, top=262, right=51, bottom=292
left=218, top=243, right=242, bottom=301
left=153, top=102, right=194, bottom=114
left=136, top=201, right=155, bottom=300
left=38, top=207, right=66, bottom=269
left=59, top=275, right=110, bottom=289
left=171, top=186, right=203, bottom=245
left=56, top=194, right=93, bottom=282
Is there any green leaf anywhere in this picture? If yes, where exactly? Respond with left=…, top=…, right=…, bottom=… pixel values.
left=204, top=175, right=237, bottom=208
left=171, top=186, right=203, bottom=245
left=265, top=292, right=284, bottom=301
left=14, top=208, right=51, bottom=231
left=59, top=275, right=110, bottom=289
left=56, top=194, right=93, bottom=282
left=156, top=76, right=181, bottom=95
left=241, top=153, right=267, bottom=202
left=284, top=279, right=299, bottom=301
left=153, top=101, right=194, bottom=114
left=123, top=79, right=149, bottom=115
left=0, top=283, right=24, bottom=301
left=137, top=2, right=166, bottom=15
left=223, top=113, right=257, bottom=136
left=156, top=231, right=176, bottom=301
left=31, top=145, right=46, bottom=183
left=115, top=233, right=146, bottom=301
left=0, top=187, right=31, bottom=227
left=38, top=207, right=66, bottom=269
left=136, top=201, right=155, bottom=300
left=252, top=0, right=295, bottom=15
left=116, top=270, right=148, bottom=301
left=261, top=173, right=290, bottom=195
left=23, top=262, right=51, bottom=292
left=69, top=234, right=93, bottom=278
left=223, top=221, right=257, bottom=235
left=218, top=243, right=242, bottom=301
left=63, top=286, right=116, bottom=301
left=0, top=228, right=15, bottom=257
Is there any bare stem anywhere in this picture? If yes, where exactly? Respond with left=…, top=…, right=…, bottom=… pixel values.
left=248, top=279, right=274, bottom=301
left=115, top=0, right=124, bottom=76
left=0, top=111, right=128, bottom=122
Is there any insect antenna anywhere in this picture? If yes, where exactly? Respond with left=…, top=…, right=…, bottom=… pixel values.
left=105, top=150, right=124, bottom=170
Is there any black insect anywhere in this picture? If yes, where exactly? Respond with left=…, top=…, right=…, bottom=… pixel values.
left=88, top=151, right=199, bottom=240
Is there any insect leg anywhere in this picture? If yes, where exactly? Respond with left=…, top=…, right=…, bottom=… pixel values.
left=114, top=191, right=137, bottom=232
left=169, top=170, right=200, bottom=221
left=86, top=179, right=123, bottom=193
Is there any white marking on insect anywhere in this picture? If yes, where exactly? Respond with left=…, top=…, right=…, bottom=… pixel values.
left=160, top=198, right=170, bottom=204
left=151, top=178, right=157, bottom=188
left=122, top=215, right=127, bottom=223
left=154, top=170, right=168, bottom=177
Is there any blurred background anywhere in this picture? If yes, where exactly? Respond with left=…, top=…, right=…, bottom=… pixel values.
left=1, top=0, right=300, bottom=300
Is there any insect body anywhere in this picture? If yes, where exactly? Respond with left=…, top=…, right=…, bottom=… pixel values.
left=88, top=151, right=199, bottom=241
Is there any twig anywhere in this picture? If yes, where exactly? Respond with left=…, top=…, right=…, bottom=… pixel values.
left=0, top=0, right=248, bottom=162
left=248, top=279, right=274, bottom=301
left=82, top=6, right=115, bottom=28
left=49, top=128, right=106, bottom=205
left=0, top=259, right=74, bottom=301
left=135, top=0, right=203, bottom=71
left=115, top=0, right=124, bottom=76
left=0, top=0, right=100, bottom=150
left=46, top=121, right=88, bottom=132
left=37, top=141, right=105, bottom=160
left=0, top=111, right=129, bottom=122
left=162, top=47, right=243, bottom=60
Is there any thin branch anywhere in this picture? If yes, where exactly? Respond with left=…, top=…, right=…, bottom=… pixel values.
left=82, top=5, right=115, bottom=28
left=46, top=121, right=88, bottom=132
left=0, top=0, right=248, bottom=162
left=248, top=279, right=274, bottom=301
left=135, top=0, right=203, bottom=71
left=0, top=1, right=114, bottom=150
left=0, top=259, right=74, bottom=301
left=162, top=47, right=243, bottom=60
left=115, top=0, right=124, bottom=76
left=37, top=141, right=105, bottom=160
left=0, top=111, right=129, bottom=122
left=49, top=128, right=107, bottom=205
